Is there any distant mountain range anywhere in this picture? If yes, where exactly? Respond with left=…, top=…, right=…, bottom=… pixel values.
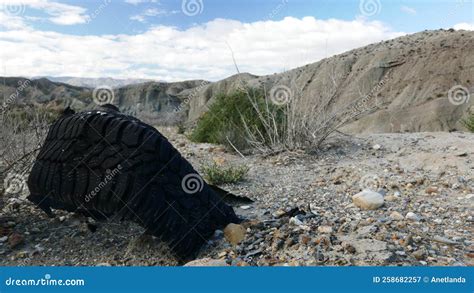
left=31, top=76, right=155, bottom=88
left=2, top=29, right=473, bottom=133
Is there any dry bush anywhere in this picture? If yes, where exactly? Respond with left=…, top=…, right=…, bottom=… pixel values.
left=0, top=105, right=55, bottom=194
left=238, top=66, right=391, bottom=152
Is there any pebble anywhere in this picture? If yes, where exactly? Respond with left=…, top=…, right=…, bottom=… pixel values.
left=405, top=212, right=420, bottom=222
left=224, top=224, right=246, bottom=245
left=0, top=236, right=7, bottom=243
left=389, top=211, right=404, bottom=221
left=184, top=258, right=229, bottom=267
left=372, top=144, right=382, bottom=150
left=425, top=186, right=438, bottom=194
left=240, top=205, right=251, bottom=210
left=433, top=236, right=457, bottom=245
left=317, top=226, right=333, bottom=234
left=272, top=209, right=286, bottom=218
left=7, top=233, right=24, bottom=249
left=289, top=216, right=303, bottom=226
left=352, top=190, right=384, bottom=210
left=412, top=249, right=426, bottom=260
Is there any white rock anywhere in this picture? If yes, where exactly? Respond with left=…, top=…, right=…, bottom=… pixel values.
left=0, top=236, right=7, bottom=243
left=352, top=190, right=384, bottom=210
left=289, top=216, right=303, bottom=226
left=405, top=212, right=420, bottom=222
left=240, top=205, right=251, bottom=210
left=184, top=258, right=228, bottom=267
left=372, top=144, right=382, bottom=150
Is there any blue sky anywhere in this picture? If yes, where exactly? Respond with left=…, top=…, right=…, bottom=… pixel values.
left=0, top=0, right=473, bottom=81
left=29, top=0, right=473, bottom=34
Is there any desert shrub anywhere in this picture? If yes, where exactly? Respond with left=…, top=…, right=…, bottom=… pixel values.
left=202, top=162, right=249, bottom=185
left=189, top=89, right=285, bottom=151
left=0, top=105, right=54, bottom=186
left=462, top=113, right=474, bottom=132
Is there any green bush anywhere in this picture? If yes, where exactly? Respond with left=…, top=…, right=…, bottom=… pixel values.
left=462, top=114, right=474, bottom=132
left=189, top=89, right=285, bottom=150
left=202, top=162, right=249, bottom=185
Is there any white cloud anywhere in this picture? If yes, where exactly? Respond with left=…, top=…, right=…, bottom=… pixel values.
left=453, top=22, right=474, bottom=30
left=130, top=8, right=178, bottom=22
left=0, top=16, right=405, bottom=81
left=0, top=0, right=89, bottom=25
left=400, top=6, right=416, bottom=15
left=125, top=0, right=159, bottom=5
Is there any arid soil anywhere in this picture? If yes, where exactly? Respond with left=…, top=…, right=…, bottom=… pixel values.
left=0, top=129, right=472, bottom=266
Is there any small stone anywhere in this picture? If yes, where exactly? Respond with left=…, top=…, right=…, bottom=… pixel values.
left=412, top=249, right=426, bottom=260
left=352, top=190, right=384, bottom=210
left=240, top=205, right=251, bottom=210
left=405, top=212, right=420, bottom=222
left=212, top=229, right=224, bottom=239
left=384, top=195, right=397, bottom=202
left=272, top=209, right=286, bottom=218
left=317, top=226, right=333, bottom=233
left=433, top=236, right=457, bottom=245
left=425, top=186, right=438, bottom=194
left=96, top=262, right=111, bottom=267
left=300, top=235, right=311, bottom=245
left=0, top=236, right=7, bottom=243
left=224, top=223, right=246, bottom=245
left=433, top=218, right=443, bottom=224
left=184, top=258, right=229, bottom=266
left=342, top=242, right=356, bottom=254
left=389, top=211, right=404, bottom=221
left=372, top=144, right=382, bottom=150
left=289, top=216, right=303, bottom=226
left=7, top=233, right=24, bottom=249
left=59, top=216, right=66, bottom=222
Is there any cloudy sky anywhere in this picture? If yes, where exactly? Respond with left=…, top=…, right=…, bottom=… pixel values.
left=0, top=0, right=473, bottom=81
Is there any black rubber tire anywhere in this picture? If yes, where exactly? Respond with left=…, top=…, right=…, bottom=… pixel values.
left=27, top=109, right=239, bottom=259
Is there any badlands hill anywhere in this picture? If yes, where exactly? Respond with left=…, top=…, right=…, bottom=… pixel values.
left=183, top=29, right=474, bottom=133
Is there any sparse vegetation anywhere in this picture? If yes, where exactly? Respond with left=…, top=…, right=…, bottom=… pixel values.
left=0, top=105, right=55, bottom=179
left=202, top=162, right=249, bottom=185
left=462, top=113, right=474, bottom=132
left=189, top=89, right=285, bottom=151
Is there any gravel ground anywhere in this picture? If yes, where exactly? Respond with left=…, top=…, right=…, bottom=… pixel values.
left=1, top=129, right=472, bottom=266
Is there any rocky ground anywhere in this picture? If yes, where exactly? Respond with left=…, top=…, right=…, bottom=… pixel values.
left=0, top=129, right=472, bottom=266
